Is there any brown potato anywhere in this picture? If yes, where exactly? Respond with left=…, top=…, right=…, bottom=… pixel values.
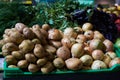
left=32, top=38, right=41, bottom=45
left=56, top=46, right=70, bottom=60
left=12, top=51, right=24, bottom=60
left=37, top=58, right=47, bottom=67
left=23, top=27, right=35, bottom=39
left=53, top=58, right=65, bottom=68
left=42, top=24, right=51, bottom=31
left=2, top=42, right=19, bottom=52
left=5, top=55, right=17, bottom=65
left=15, top=23, right=27, bottom=33
left=19, top=40, right=34, bottom=53
left=34, top=44, right=46, bottom=58
left=49, top=40, right=62, bottom=48
left=40, top=29, right=48, bottom=39
left=8, top=65, right=18, bottom=68
left=25, top=53, right=37, bottom=63
left=0, top=40, right=6, bottom=48
left=2, top=49, right=10, bottom=56
left=65, top=58, right=83, bottom=70
left=28, top=64, right=39, bottom=73
left=41, top=62, right=54, bottom=74
left=44, top=45, right=56, bottom=54
left=17, top=60, right=29, bottom=68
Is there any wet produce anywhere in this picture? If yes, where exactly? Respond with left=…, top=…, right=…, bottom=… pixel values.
left=1, top=23, right=120, bottom=74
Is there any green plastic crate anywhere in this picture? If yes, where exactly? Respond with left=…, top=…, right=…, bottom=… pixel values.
left=3, top=45, right=120, bottom=78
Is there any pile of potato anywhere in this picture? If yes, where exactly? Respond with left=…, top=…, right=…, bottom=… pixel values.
left=1, top=22, right=120, bottom=73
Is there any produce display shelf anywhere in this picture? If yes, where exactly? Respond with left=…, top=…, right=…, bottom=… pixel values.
left=3, top=45, right=120, bottom=78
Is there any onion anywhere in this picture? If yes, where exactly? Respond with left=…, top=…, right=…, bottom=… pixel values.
left=109, top=57, right=120, bottom=68
left=92, top=49, right=104, bottom=60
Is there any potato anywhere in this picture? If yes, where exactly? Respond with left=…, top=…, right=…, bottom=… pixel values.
left=53, top=58, right=65, bottom=68
left=8, top=65, right=18, bottom=68
left=15, top=23, right=27, bottom=33
left=61, top=37, right=76, bottom=49
left=0, top=40, right=6, bottom=48
left=19, top=40, right=34, bottom=53
left=5, top=55, right=17, bottom=65
left=32, top=27, right=47, bottom=45
left=34, top=44, right=46, bottom=58
left=37, top=58, right=47, bottom=67
left=42, top=24, right=51, bottom=31
left=92, top=50, right=104, bottom=60
left=41, top=62, right=54, bottom=74
left=2, top=42, right=19, bottom=52
left=49, top=40, right=62, bottom=48
left=17, top=60, right=29, bottom=68
left=9, top=31, right=25, bottom=44
left=44, top=45, right=56, bottom=54
left=65, top=58, right=83, bottom=70
left=46, top=52, right=55, bottom=61
left=32, top=38, right=41, bottom=45
left=12, top=51, right=24, bottom=60
left=2, top=49, right=10, bottom=56
left=28, top=64, right=39, bottom=73
left=56, top=46, right=70, bottom=60
left=80, top=55, right=93, bottom=66
left=48, top=29, right=62, bottom=40
left=40, top=29, right=48, bottom=39
left=23, top=27, right=35, bottom=39
left=25, top=53, right=37, bottom=63
left=91, top=60, right=107, bottom=69
left=71, top=43, right=84, bottom=58
left=103, top=55, right=111, bottom=66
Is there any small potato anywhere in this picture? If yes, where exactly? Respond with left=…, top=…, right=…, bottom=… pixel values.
left=25, top=53, right=37, bottom=63
left=48, top=29, right=62, bottom=40
left=46, top=52, right=55, bottom=61
left=65, top=58, right=83, bottom=70
left=44, top=45, right=56, bottom=54
left=15, top=23, right=27, bottom=33
left=8, top=65, right=18, bottom=68
left=28, top=64, right=39, bottom=73
left=34, top=44, right=46, bottom=58
left=32, top=27, right=47, bottom=45
left=19, top=40, right=34, bottom=53
left=41, top=62, right=54, bottom=74
left=23, top=27, right=35, bottom=39
left=0, top=40, right=6, bottom=48
left=49, top=40, right=62, bottom=48
left=53, top=58, right=65, bottom=68
left=37, top=58, right=47, bottom=67
left=91, top=60, right=107, bottom=70
left=17, top=60, right=29, bottom=69
left=80, top=55, right=93, bottom=66
left=32, top=38, right=41, bottom=45
left=61, top=37, right=76, bottom=49
left=40, top=29, right=48, bottom=39
left=5, top=55, right=17, bottom=65
left=12, top=51, right=24, bottom=60
left=42, top=24, right=51, bottom=31
left=10, top=31, right=25, bottom=44
left=2, top=49, right=10, bottom=57
left=56, top=46, right=70, bottom=60
left=2, top=43, right=19, bottom=52
left=92, top=50, right=104, bottom=60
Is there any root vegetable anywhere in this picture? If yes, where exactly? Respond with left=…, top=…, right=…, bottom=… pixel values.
left=12, top=51, right=24, bottom=60
left=91, top=60, right=107, bottom=69
left=92, top=50, right=104, bottom=60
left=80, top=55, right=93, bottom=66
left=37, top=58, right=47, bottom=67
left=25, top=53, right=37, bottom=63
left=19, top=40, right=34, bottom=53
left=49, top=40, right=62, bottom=48
left=42, top=24, right=51, bottom=31
left=53, top=58, right=65, bottom=68
left=109, top=58, right=120, bottom=67
left=65, top=58, right=83, bottom=70
left=28, top=64, right=39, bottom=73
left=84, top=30, right=94, bottom=40
left=15, top=23, right=27, bottom=33
left=17, top=60, right=29, bottom=69
left=5, top=55, right=17, bottom=65
left=106, top=51, right=117, bottom=59
left=82, top=23, right=93, bottom=31
left=41, top=62, right=54, bottom=74
left=34, top=44, right=46, bottom=58
left=44, top=45, right=56, bottom=54
left=56, top=46, right=70, bottom=60
left=71, top=43, right=84, bottom=58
